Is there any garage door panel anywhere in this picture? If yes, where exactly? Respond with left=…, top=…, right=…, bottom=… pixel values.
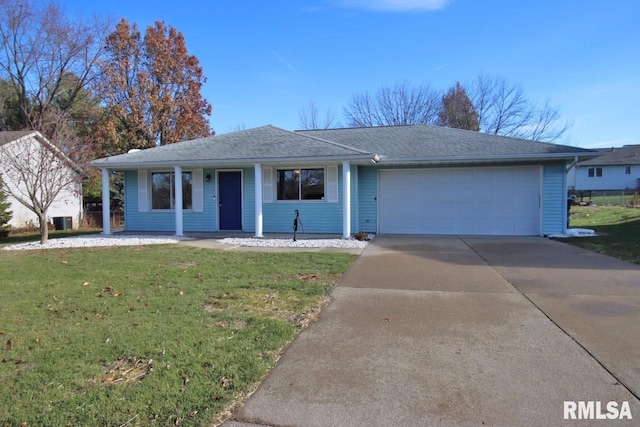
left=379, top=167, right=540, bottom=236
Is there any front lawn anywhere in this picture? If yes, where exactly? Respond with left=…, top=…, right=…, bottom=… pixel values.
left=0, top=245, right=353, bottom=426
left=566, top=205, right=640, bottom=264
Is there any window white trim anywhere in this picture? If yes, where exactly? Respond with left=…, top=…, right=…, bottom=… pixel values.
left=274, top=166, right=329, bottom=202
left=148, top=170, right=195, bottom=212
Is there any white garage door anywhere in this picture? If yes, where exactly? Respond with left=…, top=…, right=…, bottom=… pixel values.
left=379, top=167, right=540, bottom=235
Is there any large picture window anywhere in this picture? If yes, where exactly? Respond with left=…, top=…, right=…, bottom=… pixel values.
left=277, top=168, right=325, bottom=201
left=151, top=172, right=193, bottom=210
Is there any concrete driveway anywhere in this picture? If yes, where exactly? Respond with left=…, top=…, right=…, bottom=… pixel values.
left=223, top=236, right=640, bottom=426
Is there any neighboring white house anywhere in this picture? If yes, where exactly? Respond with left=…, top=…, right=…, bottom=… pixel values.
left=568, top=144, right=640, bottom=191
left=0, top=130, right=82, bottom=229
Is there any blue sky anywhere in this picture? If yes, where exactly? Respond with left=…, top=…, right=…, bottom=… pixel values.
left=63, top=0, right=639, bottom=148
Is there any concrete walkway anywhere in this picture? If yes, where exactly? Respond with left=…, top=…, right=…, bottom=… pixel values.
left=222, top=236, right=640, bottom=426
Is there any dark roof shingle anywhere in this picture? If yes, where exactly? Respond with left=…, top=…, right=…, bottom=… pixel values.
left=93, top=124, right=599, bottom=168
left=578, top=145, right=640, bottom=166
left=94, top=125, right=374, bottom=167
left=0, top=130, right=37, bottom=147
left=298, top=125, right=593, bottom=160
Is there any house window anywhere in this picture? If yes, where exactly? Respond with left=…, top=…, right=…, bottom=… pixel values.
left=276, top=168, right=325, bottom=200
left=625, top=166, right=632, bottom=175
left=151, top=172, right=192, bottom=210
left=588, top=167, right=602, bottom=178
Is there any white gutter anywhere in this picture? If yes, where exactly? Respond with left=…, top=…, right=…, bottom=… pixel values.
left=90, top=153, right=379, bottom=169
left=376, top=151, right=601, bottom=165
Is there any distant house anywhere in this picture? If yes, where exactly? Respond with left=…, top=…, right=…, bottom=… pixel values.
left=92, top=125, right=598, bottom=237
left=568, top=144, right=640, bottom=191
left=0, top=130, right=82, bottom=229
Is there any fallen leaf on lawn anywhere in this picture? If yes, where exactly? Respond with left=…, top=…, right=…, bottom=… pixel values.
left=6, top=339, right=13, bottom=350
left=220, top=376, right=231, bottom=389
left=61, top=260, right=68, bottom=264
left=178, top=291, right=184, bottom=296
left=113, top=292, right=122, bottom=298
left=188, top=411, right=198, bottom=417
left=82, top=282, right=89, bottom=287
left=0, top=330, right=4, bottom=335
left=383, top=318, right=391, bottom=322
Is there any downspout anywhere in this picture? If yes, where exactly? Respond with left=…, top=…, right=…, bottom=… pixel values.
left=566, top=156, right=579, bottom=172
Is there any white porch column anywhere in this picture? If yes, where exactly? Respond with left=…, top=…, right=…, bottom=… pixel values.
left=174, top=165, right=183, bottom=236
left=254, top=163, right=264, bottom=237
left=101, top=168, right=111, bottom=235
left=342, top=161, right=351, bottom=239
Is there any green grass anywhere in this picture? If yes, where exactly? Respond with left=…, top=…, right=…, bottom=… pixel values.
left=0, top=245, right=354, bottom=426
left=567, top=205, right=640, bottom=263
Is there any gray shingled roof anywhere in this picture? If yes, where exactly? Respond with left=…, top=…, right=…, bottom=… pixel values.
left=92, top=124, right=599, bottom=169
left=298, top=125, right=595, bottom=161
left=577, top=145, right=640, bottom=166
left=93, top=125, right=375, bottom=168
left=0, top=130, right=37, bottom=147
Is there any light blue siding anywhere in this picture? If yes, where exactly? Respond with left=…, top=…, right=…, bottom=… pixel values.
left=123, top=169, right=217, bottom=232
left=542, top=162, right=567, bottom=235
left=350, top=166, right=359, bottom=232
left=574, top=164, right=640, bottom=191
left=357, top=166, right=378, bottom=233
left=122, top=162, right=568, bottom=236
left=262, top=166, right=347, bottom=233
left=243, top=167, right=255, bottom=232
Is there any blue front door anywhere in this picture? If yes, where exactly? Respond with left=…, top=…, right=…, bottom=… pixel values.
left=218, top=171, right=242, bottom=230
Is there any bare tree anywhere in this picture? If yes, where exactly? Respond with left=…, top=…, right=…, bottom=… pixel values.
left=467, top=73, right=570, bottom=142
left=0, top=0, right=111, bottom=143
left=0, top=132, right=80, bottom=243
left=298, top=101, right=339, bottom=130
left=437, top=82, right=479, bottom=131
left=343, top=81, right=441, bottom=127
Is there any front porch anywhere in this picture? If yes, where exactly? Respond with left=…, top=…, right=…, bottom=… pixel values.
left=100, top=162, right=354, bottom=238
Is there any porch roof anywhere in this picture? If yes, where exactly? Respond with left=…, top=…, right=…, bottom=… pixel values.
left=92, top=125, right=377, bottom=169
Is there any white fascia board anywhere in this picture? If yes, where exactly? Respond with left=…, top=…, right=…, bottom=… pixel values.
left=90, top=153, right=379, bottom=170
left=378, top=152, right=601, bottom=165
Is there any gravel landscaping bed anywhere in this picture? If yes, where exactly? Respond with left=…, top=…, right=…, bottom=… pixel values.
left=2, top=234, right=189, bottom=251
left=219, top=236, right=371, bottom=249
left=3, top=234, right=372, bottom=251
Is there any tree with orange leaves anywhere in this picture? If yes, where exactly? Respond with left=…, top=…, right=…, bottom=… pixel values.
left=97, top=18, right=212, bottom=154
